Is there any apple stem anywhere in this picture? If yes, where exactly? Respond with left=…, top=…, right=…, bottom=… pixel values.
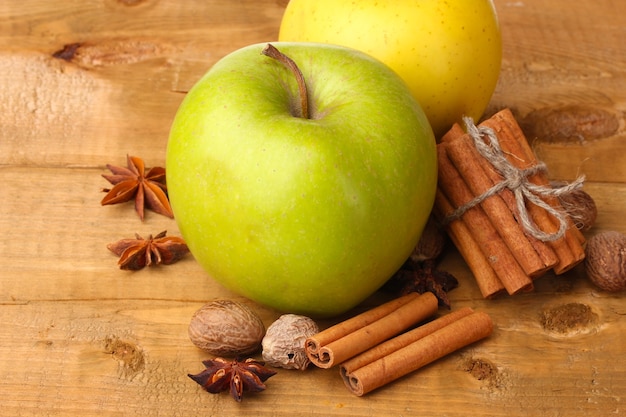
left=262, top=43, right=310, bottom=119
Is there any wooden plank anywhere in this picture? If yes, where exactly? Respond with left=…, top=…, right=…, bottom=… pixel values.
left=0, top=0, right=284, bottom=168
left=487, top=0, right=626, bottom=183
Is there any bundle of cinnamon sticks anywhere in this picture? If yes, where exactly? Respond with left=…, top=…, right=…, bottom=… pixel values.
left=434, top=109, right=586, bottom=298
left=305, top=293, right=493, bottom=396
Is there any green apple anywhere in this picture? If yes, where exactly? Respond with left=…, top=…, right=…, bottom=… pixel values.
left=279, top=0, right=502, bottom=138
left=166, top=42, right=437, bottom=317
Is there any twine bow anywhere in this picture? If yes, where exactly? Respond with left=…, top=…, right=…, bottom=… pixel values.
left=443, top=117, right=585, bottom=242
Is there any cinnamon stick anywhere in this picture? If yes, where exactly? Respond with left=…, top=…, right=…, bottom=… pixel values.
left=488, top=109, right=586, bottom=247
left=445, top=134, right=553, bottom=277
left=433, top=190, right=505, bottom=298
left=469, top=134, right=561, bottom=273
left=440, top=122, right=465, bottom=142
left=340, top=307, right=475, bottom=375
left=444, top=124, right=560, bottom=275
left=304, top=292, right=418, bottom=362
left=305, top=292, right=439, bottom=369
left=340, top=310, right=493, bottom=396
left=442, top=122, right=561, bottom=274
left=437, top=143, right=533, bottom=294
left=481, top=109, right=585, bottom=273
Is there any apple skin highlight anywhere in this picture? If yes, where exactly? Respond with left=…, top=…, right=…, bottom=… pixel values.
left=166, top=42, right=437, bottom=317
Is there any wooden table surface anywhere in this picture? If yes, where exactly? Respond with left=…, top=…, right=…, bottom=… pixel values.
left=1, top=1, right=624, bottom=416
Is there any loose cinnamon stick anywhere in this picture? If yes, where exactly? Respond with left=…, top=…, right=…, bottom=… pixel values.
left=305, top=292, right=439, bottom=369
left=304, top=293, right=419, bottom=362
left=341, top=310, right=493, bottom=396
left=340, top=307, right=475, bottom=375
left=437, top=143, right=533, bottom=294
left=445, top=134, right=553, bottom=277
left=433, top=190, right=505, bottom=298
left=481, top=109, right=585, bottom=273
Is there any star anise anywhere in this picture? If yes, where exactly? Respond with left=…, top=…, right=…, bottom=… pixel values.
left=107, top=230, right=189, bottom=270
left=101, top=154, right=173, bottom=221
left=188, top=357, right=277, bottom=402
left=384, top=258, right=459, bottom=309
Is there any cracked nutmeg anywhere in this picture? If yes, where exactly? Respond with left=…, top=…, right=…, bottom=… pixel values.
left=262, top=314, right=319, bottom=370
left=107, top=230, right=189, bottom=270
left=188, top=357, right=277, bottom=402
left=101, top=154, right=173, bottom=221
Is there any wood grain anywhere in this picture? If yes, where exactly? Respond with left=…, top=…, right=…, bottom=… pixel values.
left=1, top=1, right=625, bottom=416
left=486, top=0, right=626, bottom=183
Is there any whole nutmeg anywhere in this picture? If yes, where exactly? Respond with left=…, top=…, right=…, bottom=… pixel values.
left=584, top=231, right=626, bottom=292
left=262, top=314, right=319, bottom=370
left=557, top=187, right=597, bottom=232
left=188, top=300, right=265, bottom=356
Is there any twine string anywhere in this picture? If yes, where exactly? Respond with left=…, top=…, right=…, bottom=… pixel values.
left=443, top=117, right=585, bottom=242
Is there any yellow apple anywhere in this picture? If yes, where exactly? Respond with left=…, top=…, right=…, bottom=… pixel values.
left=279, top=0, right=502, bottom=137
